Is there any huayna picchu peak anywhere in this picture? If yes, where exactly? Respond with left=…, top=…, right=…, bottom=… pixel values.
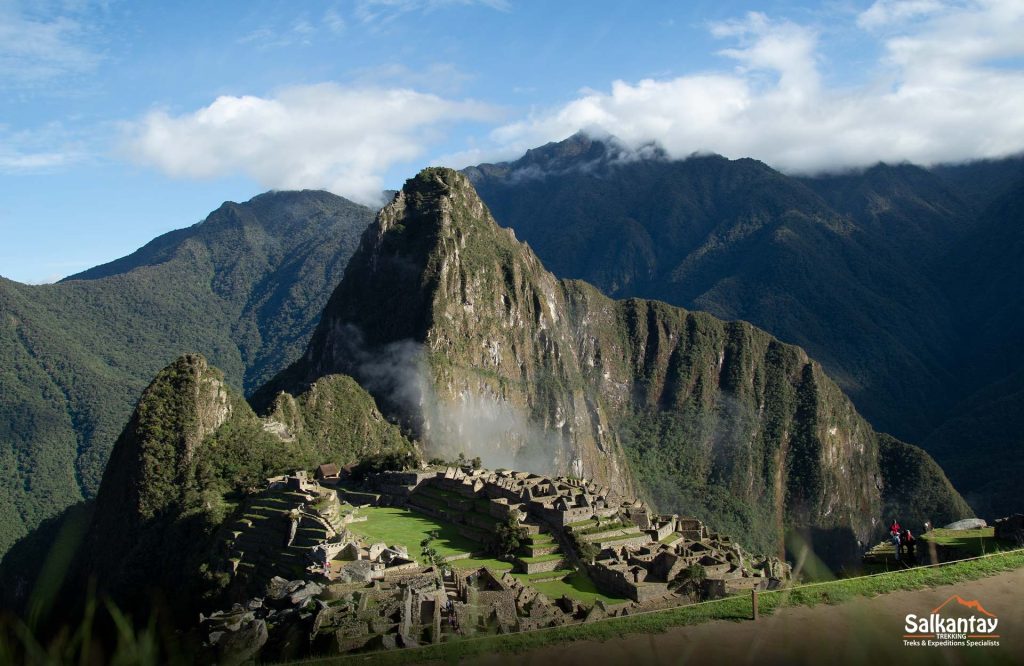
left=257, top=167, right=970, bottom=559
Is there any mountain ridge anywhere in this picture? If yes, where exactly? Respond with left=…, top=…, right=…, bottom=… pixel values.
left=465, top=133, right=1023, bottom=517
left=259, top=167, right=970, bottom=558
left=0, top=190, right=375, bottom=555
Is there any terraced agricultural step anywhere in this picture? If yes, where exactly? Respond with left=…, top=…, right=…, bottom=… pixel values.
left=520, top=543, right=560, bottom=557
left=457, top=525, right=489, bottom=543
left=464, top=511, right=502, bottom=530
left=660, top=534, right=683, bottom=547
left=514, top=556, right=566, bottom=575
left=580, top=525, right=640, bottom=543
left=592, top=532, right=653, bottom=550
left=442, top=552, right=472, bottom=562
left=519, top=569, right=572, bottom=583
left=409, top=494, right=447, bottom=512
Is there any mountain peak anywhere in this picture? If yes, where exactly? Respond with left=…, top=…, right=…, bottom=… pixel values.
left=63, top=189, right=373, bottom=283
left=257, top=166, right=529, bottom=396
left=520, top=131, right=615, bottom=165
left=464, top=131, right=668, bottom=183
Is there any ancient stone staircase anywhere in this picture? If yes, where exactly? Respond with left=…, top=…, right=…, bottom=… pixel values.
left=442, top=569, right=459, bottom=599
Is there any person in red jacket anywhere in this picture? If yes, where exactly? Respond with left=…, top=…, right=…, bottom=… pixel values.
left=890, top=519, right=902, bottom=560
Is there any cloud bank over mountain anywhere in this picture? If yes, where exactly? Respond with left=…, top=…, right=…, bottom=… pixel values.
left=465, top=2, right=1024, bottom=172
left=123, top=84, right=497, bottom=205
left=121, top=1, right=1024, bottom=204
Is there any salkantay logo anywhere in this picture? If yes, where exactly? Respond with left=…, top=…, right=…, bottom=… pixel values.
left=903, top=595, right=1000, bottom=648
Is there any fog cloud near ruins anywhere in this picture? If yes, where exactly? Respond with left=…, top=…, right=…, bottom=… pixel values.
left=342, top=327, right=570, bottom=475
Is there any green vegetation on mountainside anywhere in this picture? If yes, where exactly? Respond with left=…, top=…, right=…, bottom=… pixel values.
left=467, top=135, right=1024, bottom=519
left=265, top=167, right=969, bottom=563
left=923, top=177, right=1024, bottom=516
left=876, top=434, right=973, bottom=532
left=81, top=353, right=410, bottom=611
left=266, top=374, right=411, bottom=463
left=0, top=190, right=374, bottom=555
left=467, top=136, right=962, bottom=443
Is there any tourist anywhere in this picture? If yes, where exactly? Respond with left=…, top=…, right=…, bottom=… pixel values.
left=902, top=528, right=916, bottom=562
left=891, top=521, right=902, bottom=561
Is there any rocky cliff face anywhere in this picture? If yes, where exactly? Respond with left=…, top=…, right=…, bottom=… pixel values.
left=262, top=168, right=970, bottom=556
left=257, top=168, right=634, bottom=491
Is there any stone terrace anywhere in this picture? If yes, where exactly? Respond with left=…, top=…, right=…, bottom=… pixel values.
left=366, top=466, right=790, bottom=604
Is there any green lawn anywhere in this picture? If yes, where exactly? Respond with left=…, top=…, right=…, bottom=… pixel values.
left=508, top=569, right=628, bottom=604
left=450, top=557, right=514, bottom=572
left=518, top=553, right=563, bottom=564
left=919, top=527, right=1012, bottom=557
left=345, top=506, right=478, bottom=559
left=528, top=571, right=630, bottom=606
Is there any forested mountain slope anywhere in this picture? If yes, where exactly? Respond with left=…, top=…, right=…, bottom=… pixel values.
left=0, top=191, right=373, bottom=554
left=466, top=134, right=1023, bottom=516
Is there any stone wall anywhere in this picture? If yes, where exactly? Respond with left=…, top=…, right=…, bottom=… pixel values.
left=516, top=557, right=565, bottom=574
left=593, top=533, right=652, bottom=551
left=579, top=525, right=640, bottom=543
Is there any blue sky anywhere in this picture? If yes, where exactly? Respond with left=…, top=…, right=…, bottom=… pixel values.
left=2, top=0, right=1023, bottom=283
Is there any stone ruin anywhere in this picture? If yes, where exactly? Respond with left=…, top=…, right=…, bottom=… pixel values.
left=367, top=466, right=790, bottom=603
left=440, top=565, right=575, bottom=635
left=309, top=572, right=447, bottom=653
left=583, top=516, right=788, bottom=603
left=199, top=465, right=791, bottom=661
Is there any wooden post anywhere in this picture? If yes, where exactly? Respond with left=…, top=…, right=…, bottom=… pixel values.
left=751, top=588, right=759, bottom=621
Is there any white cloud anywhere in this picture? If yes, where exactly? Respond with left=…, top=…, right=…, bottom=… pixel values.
left=0, top=150, right=71, bottom=171
left=354, top=0, right=510, bottom=24
left=0, top=5, right=100, bottom=86
left=857, top=0, right=946, bottom=29
left=123, top=83, right=499, bottom=205
left=0, top=123, right=85, bottom=173
left=323, top=8, right=346, bottom=34
left=457, top=4, right=1024, bottom=173
left=235, top=13, right=320, bottom=48
left=348, top=62, right=474, bottom=94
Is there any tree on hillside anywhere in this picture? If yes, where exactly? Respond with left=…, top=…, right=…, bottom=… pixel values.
left=491, top=516, right=528, bottom=560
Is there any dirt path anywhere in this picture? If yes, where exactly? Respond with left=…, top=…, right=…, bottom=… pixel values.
left=460, top=569, right=1024, bottom=666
